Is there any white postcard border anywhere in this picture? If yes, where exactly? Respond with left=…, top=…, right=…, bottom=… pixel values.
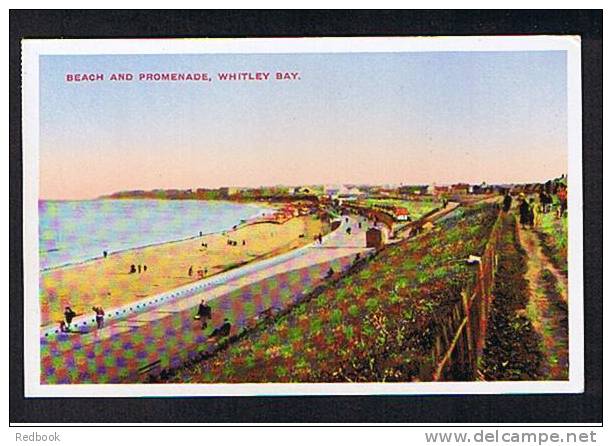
left=21, top=36, right=584, bottom=397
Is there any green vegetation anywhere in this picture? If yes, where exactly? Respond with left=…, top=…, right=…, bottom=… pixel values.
left=361, top=198, right=440, bottom=219
left=536, top=212, right=568, bottom=276
left=169, top=203, right=499, bottom=383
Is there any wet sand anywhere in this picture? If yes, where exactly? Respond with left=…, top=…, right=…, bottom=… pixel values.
left=40, top=215, right=327, bottom=326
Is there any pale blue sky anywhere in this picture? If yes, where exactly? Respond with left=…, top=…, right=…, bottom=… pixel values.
left=39, top=51, right=567, bottom=199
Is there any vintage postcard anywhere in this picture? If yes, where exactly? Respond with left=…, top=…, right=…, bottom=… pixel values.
left=22, top=36, right=583, bottom=397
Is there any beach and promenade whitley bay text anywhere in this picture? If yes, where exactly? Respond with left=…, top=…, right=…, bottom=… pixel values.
left=65, top=71, right=302, bottom=82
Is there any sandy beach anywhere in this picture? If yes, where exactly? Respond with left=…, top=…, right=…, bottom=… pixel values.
left=40, top=215, right=327, bottom=326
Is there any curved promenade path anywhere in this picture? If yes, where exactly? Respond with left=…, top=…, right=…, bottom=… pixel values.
left=41, top=215, right=373, bottom=384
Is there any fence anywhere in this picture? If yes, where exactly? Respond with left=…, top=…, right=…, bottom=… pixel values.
left=431, top=210, right=504, bottom=381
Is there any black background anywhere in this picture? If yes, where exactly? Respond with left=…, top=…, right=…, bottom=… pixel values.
left=9, top=10, right=603, bottom=424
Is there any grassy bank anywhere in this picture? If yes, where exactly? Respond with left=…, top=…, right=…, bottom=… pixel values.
left=361, top=198, right=440, bottom=219
left=167, top=203, right=499, bottom=383
left=536, top=212, right=568, bottom=276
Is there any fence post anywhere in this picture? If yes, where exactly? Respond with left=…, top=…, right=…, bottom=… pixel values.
left=461, top=289, right=475, bottom=378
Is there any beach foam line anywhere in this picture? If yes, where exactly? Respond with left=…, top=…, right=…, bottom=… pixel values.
left=39, top=202, right=275, bottom=272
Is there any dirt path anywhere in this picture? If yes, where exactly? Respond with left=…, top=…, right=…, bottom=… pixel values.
left=517, top=225, right=569, bottom=380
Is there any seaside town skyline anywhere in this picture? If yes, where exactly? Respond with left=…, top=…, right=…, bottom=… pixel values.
left=37, top=177, right=569, bottom=201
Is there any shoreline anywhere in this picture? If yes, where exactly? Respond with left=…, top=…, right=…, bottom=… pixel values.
left=39, top=199, right=283, bottom=272
left=39, top=213, right=328, bottom=326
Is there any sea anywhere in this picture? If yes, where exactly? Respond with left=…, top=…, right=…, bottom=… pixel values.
left=39, top=199, right=272, bottom=270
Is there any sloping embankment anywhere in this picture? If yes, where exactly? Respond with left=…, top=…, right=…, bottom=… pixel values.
left=163, top=203, right=500, bottom=383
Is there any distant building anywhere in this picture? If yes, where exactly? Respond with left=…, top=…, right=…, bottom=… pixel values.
left=450, top=183, right=470, bottom=194
left=434, top=185, right=450, bottom=195
left=398, top=185, right=429, bottom=195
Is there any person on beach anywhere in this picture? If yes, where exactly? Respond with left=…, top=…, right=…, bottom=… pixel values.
left=502, top=191, right=513, bottom=212
left=93, top=306, right=105, bottom=329
left=195, top=299, right=212, bottom=329
left=103, top=250, right=108, bottom=258
left=518, top=194, right=531, bottom=229
left=130, top=264, right=136, bottom=274
left=64, top=306, right=76, bottom=330
left=143, top=265, right=147, bottom=272
left=138, top=264, right=142, bottom=273
left=188, top=266, right=193, bottom=277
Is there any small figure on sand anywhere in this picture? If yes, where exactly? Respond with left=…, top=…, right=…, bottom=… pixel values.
left=242, top=240, right=246, bottom=246
left=188, top=266, right=193, bottom=277
left=93, top=306, right=105, bottom=329
left=137, top=264, right=142, bottom=273
left=130, top=264, right=136, bottom=274
left=194, top=299, right=212, bottom=329
left=64, top=306, right=76, bottom=330
left=103, top=250, right=108, bottom=258
left=143, top=264, right=147, bottom=272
